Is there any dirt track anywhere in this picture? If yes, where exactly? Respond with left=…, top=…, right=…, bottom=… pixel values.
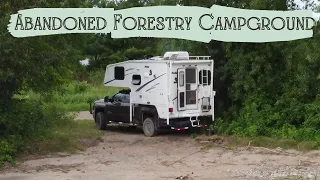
left=1, top=112, right=320, bottom=180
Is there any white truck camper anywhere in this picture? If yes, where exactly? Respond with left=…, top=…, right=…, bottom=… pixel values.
left=91, top=51, right=216, bottom=137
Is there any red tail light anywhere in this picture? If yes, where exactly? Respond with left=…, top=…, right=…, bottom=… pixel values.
left=169, top=108, right=173, bottom=112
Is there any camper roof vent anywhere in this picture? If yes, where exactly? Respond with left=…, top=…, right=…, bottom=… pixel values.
left=149, top=56, right=163, bottom=60
left=163, top=51, right=189, bottom=60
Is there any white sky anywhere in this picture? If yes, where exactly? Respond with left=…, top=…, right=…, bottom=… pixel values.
left=295, top=0, right=320, bottom=19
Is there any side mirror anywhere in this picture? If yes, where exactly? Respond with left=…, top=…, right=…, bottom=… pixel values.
left=113, top=100, right=121, bottom=106
left=104, top=96, right=109, bottom=102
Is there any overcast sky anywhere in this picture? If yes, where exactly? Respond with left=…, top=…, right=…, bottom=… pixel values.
left=295, top=0, right=320, bottom=19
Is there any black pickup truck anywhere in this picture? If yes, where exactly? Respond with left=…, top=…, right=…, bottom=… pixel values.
left=90, top=89, right=205, bottom=137
left=91, top=89, right=131, bottom=125
left=90, top=89, right=163, bottom=137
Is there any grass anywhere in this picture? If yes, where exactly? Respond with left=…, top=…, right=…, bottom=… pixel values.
left=13, top=70, right=122, bottom=112
left=53, top=84, right=120, bottom=112
left=15, top=82, right=121, bottom=112
left=19, top=120, right=104, bottom=158
left=234, top=136, right=319, bottom=151
left=196, top=135, right=320, bottom=151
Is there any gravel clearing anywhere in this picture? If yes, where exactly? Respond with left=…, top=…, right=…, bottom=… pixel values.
left=1, top=111, right=319, bottom=180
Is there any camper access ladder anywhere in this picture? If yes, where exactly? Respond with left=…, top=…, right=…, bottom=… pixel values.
left=190, top=116, right=200, bottom=127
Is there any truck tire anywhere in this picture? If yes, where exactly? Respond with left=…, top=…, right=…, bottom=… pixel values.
left=95, top=112, right=107, bottom=130
left=142, top=117, right=158, bottom=137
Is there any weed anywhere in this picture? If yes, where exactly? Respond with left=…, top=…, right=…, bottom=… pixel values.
left=19, top=120, right=103, bottom=157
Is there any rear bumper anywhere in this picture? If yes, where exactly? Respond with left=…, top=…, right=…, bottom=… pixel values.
left=160, top=117, right=209, bottom=130
left=169, top=112, right=213, bottom=118
left=170, top=120, right=191, bottom=128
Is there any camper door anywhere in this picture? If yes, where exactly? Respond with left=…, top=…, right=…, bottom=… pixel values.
left=177, top=67, right=198, bottom=111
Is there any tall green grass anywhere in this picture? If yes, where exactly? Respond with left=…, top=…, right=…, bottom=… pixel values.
left=52, top=82, right=120, bottom=112
left=15, top=70, right=122, bottom=112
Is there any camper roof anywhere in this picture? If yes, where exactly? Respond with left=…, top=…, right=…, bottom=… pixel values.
left=163, top=51, right=189, bottom=60
left=105, top=51, right=212, bottom=68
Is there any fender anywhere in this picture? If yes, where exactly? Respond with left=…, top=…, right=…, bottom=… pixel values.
left=134, top=105, right=159, bottom=126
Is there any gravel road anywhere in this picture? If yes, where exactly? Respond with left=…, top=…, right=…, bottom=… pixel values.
left=1, top=112, right=320, bottom=180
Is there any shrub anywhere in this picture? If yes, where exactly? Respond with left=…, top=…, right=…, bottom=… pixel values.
left=73, top=81, right=91, bottom=94
left=213, top=98, right=320, bottom=143
left=0, top=98, right=68, bottom=166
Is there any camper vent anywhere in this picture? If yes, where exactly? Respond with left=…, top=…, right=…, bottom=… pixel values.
left=163, top=51, right=189, bottom=60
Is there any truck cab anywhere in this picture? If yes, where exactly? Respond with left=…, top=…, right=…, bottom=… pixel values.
left=91, top=89, right=131, bottom=129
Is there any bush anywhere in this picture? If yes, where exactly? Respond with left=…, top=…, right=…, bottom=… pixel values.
left=73, top=82, right=91, bottom=94
left=213, top=98, right=320, bottom=144
left=87, top=70, right=105, bottom=87
left=0, top=137, right=19, bottom=165
left=0, top=99, right=68, bottom=166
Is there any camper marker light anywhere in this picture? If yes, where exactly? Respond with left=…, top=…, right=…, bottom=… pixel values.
left=208, top=105, right=212, bottom=110
left=169, top=108, right=173, bottom=112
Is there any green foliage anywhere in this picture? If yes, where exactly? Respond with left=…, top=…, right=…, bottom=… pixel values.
left=17, top=70, right=121, bottom=112
left=51, top=70, right=120, bottom=111
left=85, top=34, right=159, bottom=70
left=1, top=0, right=320, bottom=166
left=161, top=0, right=320, bottom=145
left=0, top=99, right=67, bottom=166
left=73, top=82, right=92, bottom=94
left=0, top=0, right=89, bottom=108
left=0, top=0, right=90, bottom=166
left=84, top=0, right=171, bottom=71
left=190, top=133, right=197, bottom=139
left=23, top=120, right=103, bottom=155
left=0, top=137, right=18, bottom=165
left=214, top=17, right=320, bottom=142
left=52, top=83, right=119, bottom=112
left=87, top=70, right=105, bottom=86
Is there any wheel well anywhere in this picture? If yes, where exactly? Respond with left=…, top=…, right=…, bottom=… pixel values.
left=94, top=107, right=104, bottom=121
left=137, top=105, right=159, bottom=127
left=142, top=112, right=154, bottom=121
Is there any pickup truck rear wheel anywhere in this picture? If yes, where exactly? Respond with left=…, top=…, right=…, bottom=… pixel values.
left=142, top=117, right=158, bottom=137
left=95, top=112, right=107, bottom=130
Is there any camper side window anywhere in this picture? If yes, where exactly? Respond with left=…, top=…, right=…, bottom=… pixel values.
left=114, top=66, right=125, bottom=80
left=179, top=71, right=184, bottom=86
left=199, top=70, right=212, bottom=86
left=132, top=75, right=141, bottom=85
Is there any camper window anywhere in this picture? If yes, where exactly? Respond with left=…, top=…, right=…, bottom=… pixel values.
left=199, top=70, right=212, bottom=86
left=132, top=74, right=141, bottom=85
left=179, top=71, right=184, bottom=86
left=114, top=66, right=125, bottom=80
left=186, top=68, right=196, bottom=84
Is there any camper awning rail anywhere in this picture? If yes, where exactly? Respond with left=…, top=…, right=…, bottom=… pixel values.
left=189, top=56, right=211, bottom=60
left=171, top=60, right=213, bottom=64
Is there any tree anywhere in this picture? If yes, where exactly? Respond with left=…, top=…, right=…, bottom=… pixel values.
left=0, top=0, right=89, bottom=109
left=84, top=0, right=162, bottom=71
